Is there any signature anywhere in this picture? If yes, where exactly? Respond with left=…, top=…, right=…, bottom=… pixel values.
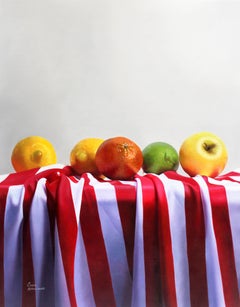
left=27, top=282, right=45, bottom=291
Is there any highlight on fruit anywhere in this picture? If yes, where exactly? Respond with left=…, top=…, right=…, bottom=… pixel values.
left=179, top=131, right=228, bottom=177
left=9, top=131, right=229, bottom=179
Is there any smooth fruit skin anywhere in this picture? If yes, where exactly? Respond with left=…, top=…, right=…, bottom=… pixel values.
left=179, top=132, right=228, bottom=177
left=70, top=138, right=104, bottom=176
left=142, top=142, right=179, bottom=174
left=11, top=136, right=57, bottom=172
left=95, top=136, right=143, bottom=180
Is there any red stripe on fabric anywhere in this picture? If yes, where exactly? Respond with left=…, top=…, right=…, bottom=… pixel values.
left=217, top=171, right=240, bottom=180
left=205, top=179, right=240, bottom=307
left=35, top=165, right=74, bottom=180
left=146, top=174, right=177, bottom=307
left=183, top=178, right=209, bottom=307
left=44, top=168, right=75, bottom=253
left=80, top=174, right=116, bottom=307
left=55, top=175, right=78, bottom=307
left=22, top=180, right=38, bottom=307
left=0, top=186, right=9, bottom=307
left=45, top=177, right=61, bottom=257
left=1, top=168, right=39, bottom=185
left=216, top=176, right=240, bottom=183
left=110, top=180, right=136, bottom=278
left=139, top=175, right=163, bottom=307
left=44, top=167, right=77, bottom=254
left=167, top=172, right=209, bottom=307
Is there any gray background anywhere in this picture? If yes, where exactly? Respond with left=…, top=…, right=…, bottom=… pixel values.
left=1, top=0, right=240, bottom=174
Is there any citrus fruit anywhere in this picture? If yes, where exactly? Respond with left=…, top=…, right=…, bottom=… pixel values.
left=179, top=131, right=228, bottom=177
left=11, top=136, right=57, bottom=172
left=95, top=136, right=143, bottom=180
left=70, top=137, right=104, bottom=176
left=142, top=141, right=179, bottom=174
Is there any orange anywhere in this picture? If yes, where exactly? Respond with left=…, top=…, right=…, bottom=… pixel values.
left=95, top=136, right=143, bottom=180
left=70, top=137, right=104, bottom=176
left=11, top=136, right=57, bottom=172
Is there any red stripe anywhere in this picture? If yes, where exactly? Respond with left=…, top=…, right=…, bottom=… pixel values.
left=167, top=172, right=209, bottom=307
left=22, top=180, right=38, bottom=307
left=55, top=175, right=78, bottom=307
left=146, top=174, right=177, bottom=307
left=110, top=180, right=136, bottom=278
left=1, top=168, right=39, bottom=185
left=183, top=178, right=209, bottom=307
left=139, top=175, right=163, bottom=306
left=216, top=172, right=240, bottom=183
left=45, top=168, right=77, bottom=256
left=45, top=180, right=57, bottom=257
left=205, top=178, right=240, bottom=307
left=217, top=171, right=240, bottom=180
left=0, top=186, right=8, bottom=307
left=80, top=174, right=116, bottom=307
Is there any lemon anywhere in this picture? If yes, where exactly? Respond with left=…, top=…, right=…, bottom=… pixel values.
left=11, top=136, right=57, bottom=172
left=70, top=138, right=104, bottom=176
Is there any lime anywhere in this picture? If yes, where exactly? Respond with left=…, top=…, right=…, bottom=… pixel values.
left=142, top=141, right=179, bottom=174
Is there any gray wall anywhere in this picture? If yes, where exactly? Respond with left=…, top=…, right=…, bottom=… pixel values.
left=1, top=0, right=240, bottom=175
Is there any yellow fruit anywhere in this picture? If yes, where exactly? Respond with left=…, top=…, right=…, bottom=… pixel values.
left=70, top=137, right=104, bottom=176
left=95, top=136, right=143, bottom=180
left=179, top=131, right=228, bottom=177
left=11, top=136, right=57, bottom=172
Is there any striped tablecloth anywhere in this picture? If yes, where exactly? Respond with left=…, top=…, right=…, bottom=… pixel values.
left=0, top=164, right=240, bottom=307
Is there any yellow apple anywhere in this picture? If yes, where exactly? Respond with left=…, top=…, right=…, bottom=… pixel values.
left=179, top=132, right=228, bottom=177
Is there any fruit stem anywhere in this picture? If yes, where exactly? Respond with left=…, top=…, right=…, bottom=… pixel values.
left=31, top=150, right=43, bottom=162
left=203, top=142, right=216, bottom=152
left=118, top=143, right=130, bottom=156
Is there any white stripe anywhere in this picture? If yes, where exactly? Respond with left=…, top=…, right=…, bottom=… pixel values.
left=69, top=177, right=85, bottom=225
left=0, top=173, right=9, bottom=183
left=160, top=174, right=191, bottom=307
left=54, top=225, right=71, bottom=307
left=194, top=176, right=225, bottom=307
left=36, top=164, right=65, bottom=174
left=74, top=221, right=96, bottom=307
left=131, top=177, right=146, bottom=307
left=209, top=177, right=240, bottom=293
left=70, top=176, right=96, bottom=306
left=89, top=175, right=132, bottom=307
left=4, top=185, right=24, bottom=307
left=29, top=178, right=55, bottom=307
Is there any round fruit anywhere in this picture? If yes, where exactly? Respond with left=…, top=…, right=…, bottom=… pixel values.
left=95, top=136, right=143, bottom=180
left=11, top=136, right=57, bottom=172
left=142, top=141, right=179, bottom=174
left=70, top=137, right=104, bottom=176
left=179, top=131, right=228, bottom=177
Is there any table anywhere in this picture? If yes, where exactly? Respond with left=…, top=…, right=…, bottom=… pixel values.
left=0, top=164, right=240, bottom=307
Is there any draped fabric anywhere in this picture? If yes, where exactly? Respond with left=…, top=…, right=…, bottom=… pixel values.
left=0, top=164, right=240, bottom=307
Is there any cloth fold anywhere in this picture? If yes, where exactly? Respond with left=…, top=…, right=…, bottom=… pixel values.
left=0, top=165, right=240, bottom=307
